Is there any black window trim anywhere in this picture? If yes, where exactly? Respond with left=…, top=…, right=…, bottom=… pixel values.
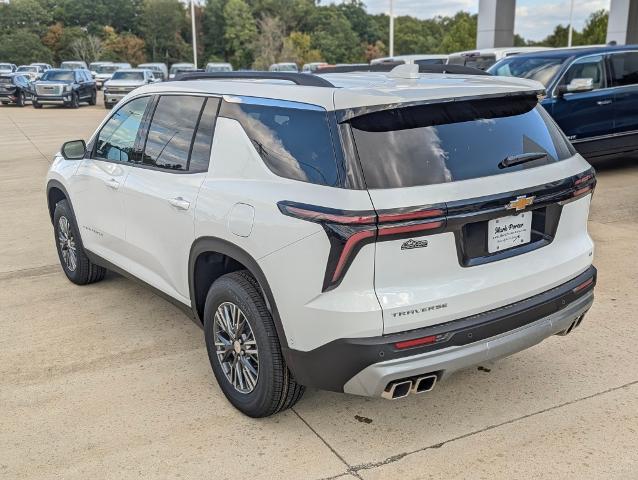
left=90, top=92, right=221, bottom=175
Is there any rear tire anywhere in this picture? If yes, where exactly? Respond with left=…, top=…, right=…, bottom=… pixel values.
left=53, top=200, right=106, bottom=285
left=203, top=270, right=304, bottom=417
left=88, top=89, right=96, bottom=105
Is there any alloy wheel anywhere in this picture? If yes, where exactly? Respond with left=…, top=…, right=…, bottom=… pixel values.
left=213, top=302, right=259, bottom=394
left=57, top=216, right=77, bottom=272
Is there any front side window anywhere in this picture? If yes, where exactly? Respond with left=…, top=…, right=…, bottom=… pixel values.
left=349, top=98, right=575, bottom=189
left=221, top=98, right=339, bottom=186
left=95, top=96, right=150, bottom=162
left=142, top=95, right=205, bottom=171
left=609, top=51, right=638, bottom=87
left=561, top=55, right=606, bottom=90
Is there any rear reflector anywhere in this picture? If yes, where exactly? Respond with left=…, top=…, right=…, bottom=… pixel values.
left=394, top=335, right=437, bottom=350
left=573, top=185, right=593, bottom=197
left=573, top=277, right=594, bottom=293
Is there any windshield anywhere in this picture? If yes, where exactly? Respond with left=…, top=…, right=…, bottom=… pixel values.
left=17, top=66, right=37, bottom=72
left=112, top=71, right=144, bottom=81
left=61, top=62, right=84, bottom=69
left=448, top=54, right=496, bottom=70
left=206, top=65, right=231, bottom=72
left=349, top=99, right=575, bottom=189
left=170, top=65, right=194, bottom=74
left=0, top=64, right=13, bottom=71
left=488, top=57, right=566, bottom=87
left=42, top=71, right=74, bottom=81
left=96, top=65, right=120, bottom=74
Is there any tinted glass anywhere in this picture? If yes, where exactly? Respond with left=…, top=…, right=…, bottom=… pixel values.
left=112, top=71, right=144, bottom=81
left=222, top=99, right=339, bottom=186
left=97, top=65, right=119, bottom=74
left=350, top=101, right=575, bottom=189
left=42, top=71, right=74, bottom=81
left=189, top=98, right=220, bottom=172
left=448, top=54, right=496, bottom=70
left=95, top=96, right=150, bottom=162
left=562, top=55, right=606, bottom=89
left=142, top=95, right=205, bottom=171
left=489, top=56, right=565, bottom=87
left=415, top=58, right=446, bottom=65
left=609, top=52, right=638, bottom=87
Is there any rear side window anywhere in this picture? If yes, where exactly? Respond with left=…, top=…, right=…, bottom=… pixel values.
left=350, top=98, right=575, bottom=189
left=609, top=52, right=638, bottom=87
left=142, top=95, right=206, bottom=171
left=221, top=98, right=339, bottom=187
left=189, top=98, right=220, bottom=172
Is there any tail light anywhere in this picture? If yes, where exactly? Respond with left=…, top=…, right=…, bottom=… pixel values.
left=278, top=201, right=446, bottom=291
left=572, top=172, right=596, bottom=199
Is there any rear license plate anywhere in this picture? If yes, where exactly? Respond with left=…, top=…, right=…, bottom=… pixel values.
left=488, top=212, right=532, bottom=253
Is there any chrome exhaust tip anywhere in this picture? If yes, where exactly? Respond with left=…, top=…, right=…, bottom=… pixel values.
left=412, top=374, right=437, bottom=394
left=381, top=379, right=413, bottom=400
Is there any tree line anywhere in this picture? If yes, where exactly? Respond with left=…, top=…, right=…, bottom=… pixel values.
left=0, top=0, right=610, bottom=69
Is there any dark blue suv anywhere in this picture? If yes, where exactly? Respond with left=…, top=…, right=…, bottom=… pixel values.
left=489, top=45, right=638, bottom=161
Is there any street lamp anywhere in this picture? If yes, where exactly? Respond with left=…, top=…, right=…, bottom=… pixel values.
left=389, top=0, right=395, bottom=57
left=567, top=0, right=575, bottom=47
left=191, top=0, right=198, bottom=67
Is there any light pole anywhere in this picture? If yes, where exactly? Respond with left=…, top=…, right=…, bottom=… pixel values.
left=389, top=0, right=395, bottom=57
left=191, top=0, right=198, bottom=67
left=567, top=0, right=575, bottom=47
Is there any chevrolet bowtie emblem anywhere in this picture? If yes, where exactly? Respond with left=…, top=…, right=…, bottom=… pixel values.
left=507, top=195, right=535, bottom=211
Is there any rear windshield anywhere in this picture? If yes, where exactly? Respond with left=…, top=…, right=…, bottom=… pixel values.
left=488, top=57, right=566, bottom=87
left=97, top=65, right=120, bottom=74
left=350, top=97, right=575, bottom=189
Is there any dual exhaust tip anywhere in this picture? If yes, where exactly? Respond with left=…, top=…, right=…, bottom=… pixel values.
left=556, top=313, right=586, bottom=336
left=381, top=374, right=437, bottom=400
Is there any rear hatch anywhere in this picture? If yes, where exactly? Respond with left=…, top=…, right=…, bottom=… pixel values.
left=347, top=95, right=595, bottom=334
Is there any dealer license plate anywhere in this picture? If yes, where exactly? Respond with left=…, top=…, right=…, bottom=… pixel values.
left=487, top=212, right=532, bottom=253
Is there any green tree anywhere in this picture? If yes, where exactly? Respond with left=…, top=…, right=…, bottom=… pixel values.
left=438, top=12, right=477, bottom=53
left=140, top=0, right=189, bottom=64
left=203, top=0, right=228, bottom=61
left=252, top=15, right=285, bottom=70
left=281, top=31, right=322, bottom=65
left=0, top=29, right=53, bottom=64
left=223, top=0, right=257, bottom=68
left=0, top=0, right=52, bottom=36
left=579, top=10, right=608, bottom=45
left=309, top=5, right=361, bottom=63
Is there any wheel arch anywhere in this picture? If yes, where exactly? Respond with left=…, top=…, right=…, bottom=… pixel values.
left=188, top=237, right=289, bottom=349
left=46, top=180, right=75, bottom=225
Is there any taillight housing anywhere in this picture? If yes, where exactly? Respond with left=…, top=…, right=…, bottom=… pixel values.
left=278, top=201, right=446, bottom=291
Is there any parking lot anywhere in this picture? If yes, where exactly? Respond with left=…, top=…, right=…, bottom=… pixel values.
left=1, top=97, right=637, bottom=479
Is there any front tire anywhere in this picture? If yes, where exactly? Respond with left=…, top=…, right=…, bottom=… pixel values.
left=204, top=271, right=304, bottom=417
left=32, top=99, right=42, bottom=109
left=88, top=89, right=96, bottom=105
left=69, top=92, right=79, bottom=109
left=16, top=91, right=25, bottom=107
left=53, top=200, right=106, bottom=285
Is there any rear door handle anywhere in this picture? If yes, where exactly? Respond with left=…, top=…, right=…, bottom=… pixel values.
left=597, top=99, right=613, bottom=105
left=168, top=197, right=191, bottom=211
left=105, top=178, right=120, bottom=190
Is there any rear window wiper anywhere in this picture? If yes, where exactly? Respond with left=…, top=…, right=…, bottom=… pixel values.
left=499, top=152, right=548, bottom=169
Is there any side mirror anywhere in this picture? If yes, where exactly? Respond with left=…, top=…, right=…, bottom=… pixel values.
left=558, top=78, right=594, bottom=96
left=61, top=140, right=86, bottom=160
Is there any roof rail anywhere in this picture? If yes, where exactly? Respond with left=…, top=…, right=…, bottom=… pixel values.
left=315, top=63, right=490, bottom=76
left=174, top=71, right=335, bottom=87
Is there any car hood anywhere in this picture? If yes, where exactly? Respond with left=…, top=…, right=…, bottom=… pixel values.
left=105, top=79, right=145, bottom=88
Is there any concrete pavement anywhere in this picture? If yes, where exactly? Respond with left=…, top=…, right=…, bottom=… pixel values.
left=1, top=97, right=637, bottom=479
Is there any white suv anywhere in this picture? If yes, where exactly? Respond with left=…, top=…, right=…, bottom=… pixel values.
left=46, top=68, right=597, bottom=417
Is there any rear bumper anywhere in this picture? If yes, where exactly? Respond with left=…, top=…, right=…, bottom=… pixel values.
left=284, top=265, right=596, bottom=396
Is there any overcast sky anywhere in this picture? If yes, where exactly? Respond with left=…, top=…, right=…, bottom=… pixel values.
left=357, top=0, right=609, bottom=41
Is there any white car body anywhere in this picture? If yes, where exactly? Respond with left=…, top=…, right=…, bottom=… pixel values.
left=169, top=63, right=196, bottom=79
left=269, top=63, right=298, bottom=72
left=16, top=65, right=44, bottom=81
left=60, top=61, right=88, bottom=70
left=205, top=62, right=233, bottom=72
left=46, top=68, right=596, bottom=408
left=138, top=63, right=168, bottom=81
